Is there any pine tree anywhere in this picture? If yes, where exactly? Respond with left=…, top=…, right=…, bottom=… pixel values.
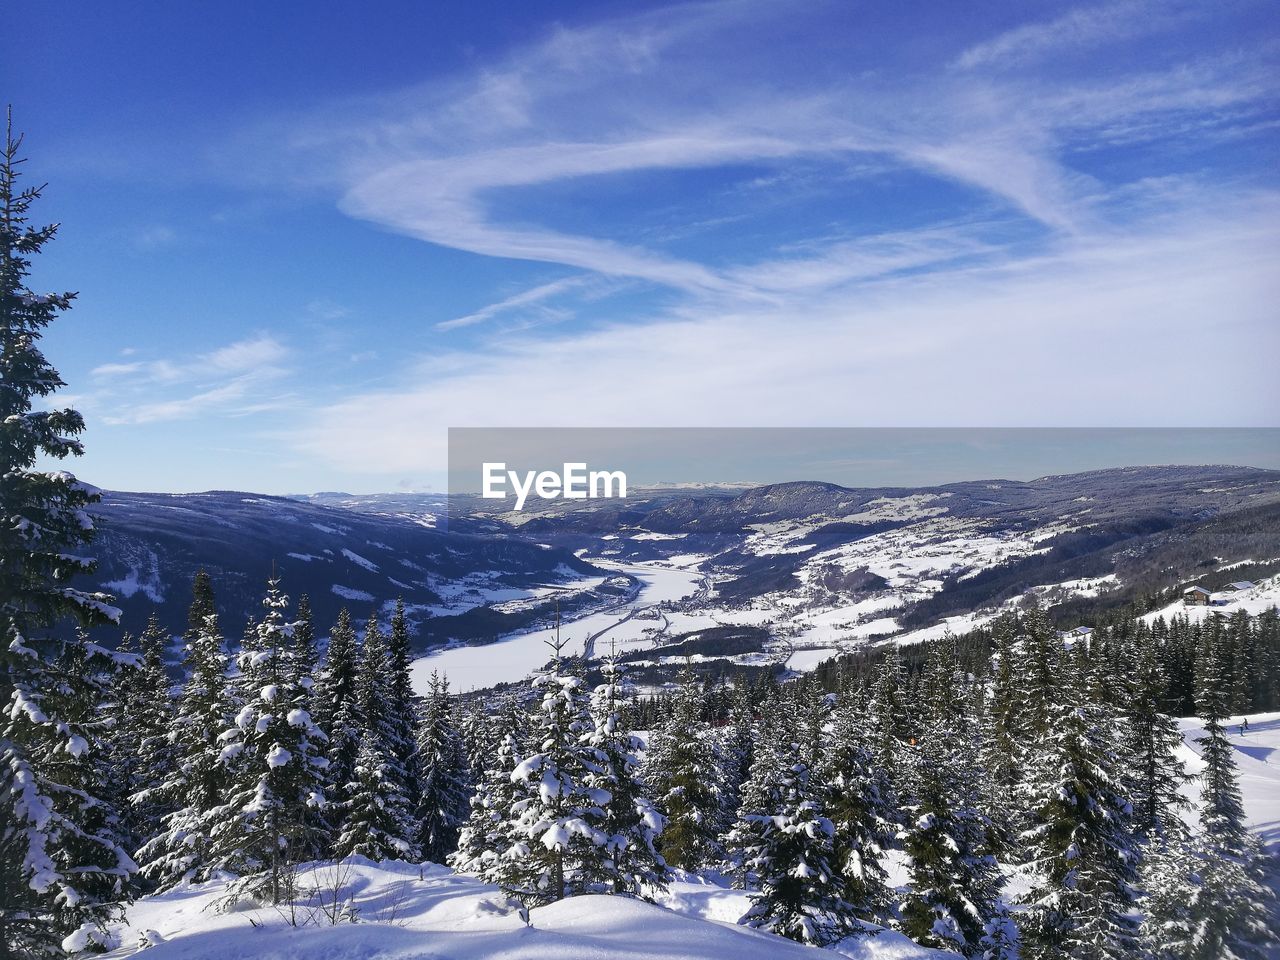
left=980, top=613, right=1022, bottom=849
left=737, top=739, right=852, bottom=946
left=0, top=115, right=127, bottom=957
left=494, top=641, right=608, bottom=904
left=119, top=616, right=177, bottom=854
left=207, top=576, right=329, bottom=905
left=645, top=665, right=724, bottom=872
left=387, top=599, right=421, bottom=788
left=289, top=594, right=317, bottom=688
left=865, top=648, right=911, bottom=810
left=135, top=574, right=233, bottom=889
left=724, top=702, right=790, bottom=889
left=331, top=613, right=418, bottom=861
left=1018, top=654, right=1141, bottom=960
left=583, top=656, right=668, bottom=899
left=33, top=635, right=136, bottom=953
left=415, top=671, right=468, bottom=863
left=333, top=740, right=419, bottom=862
left=900, top=638, right=1002, bottom=956
left=313, top=607, right=362, bottom=843
left=1124, top=633, right=1189, bottom=843
left=819, top=690, right=892, bottom=926
left=450, top=718, right=524, bottom=881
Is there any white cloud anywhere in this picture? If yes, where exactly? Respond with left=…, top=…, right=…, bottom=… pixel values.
left=89, top=334, right=292, bottom=425
left=954, top=0, right=1198, bottom=71
left=293, top=198, right=1280, bottom=474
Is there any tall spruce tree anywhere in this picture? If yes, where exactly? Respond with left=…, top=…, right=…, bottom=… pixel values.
left=337, top=613, right=417, bottom=861
left=900, top=638, right=1002, bottom=957
left=414, top=671, right=468, bottom=862
left=737, top=738, right=852, bottom=946
left=0, top=116, right=128, bottom=957
left=494, top=641, right=608, bottom=904
left=135, top=574, right=233, bottom=889
left=313, top=607, right=361, bottom=841
left=583, top=655, right=668, bottom=899
left=1018, top=651, right=1141, bottom=960
left=819, top=690, right=892, bottom=926
left=207, top=576, right=329, bottom=905
left=645, top=665, right=724, bottom=872
left=1125, top=633, right=1190, bottom=843
left=450, top=719, right=524, bottom=881
left=113, top=616, right=176, bottom=863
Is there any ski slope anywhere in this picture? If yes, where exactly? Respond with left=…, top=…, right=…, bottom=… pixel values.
left=1178, top=710, right=1280, bottom=858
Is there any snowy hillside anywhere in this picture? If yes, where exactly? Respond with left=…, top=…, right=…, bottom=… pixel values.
left=89, top=713, right=1280, bottom=960
left=75, top=490, right=602, bottom=649
left=416, top=467, right=1280, bottom=690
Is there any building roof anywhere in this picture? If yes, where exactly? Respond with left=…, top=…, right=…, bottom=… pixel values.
left=1228, top=581, right=1255, bottom=591
left=1183, top=586, right=1212, bottom=595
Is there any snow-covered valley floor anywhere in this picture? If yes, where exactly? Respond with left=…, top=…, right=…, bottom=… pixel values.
left=98, top=713, right=1280, bottom=960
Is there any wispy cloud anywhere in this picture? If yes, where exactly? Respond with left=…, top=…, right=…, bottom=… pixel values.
left=238, top=0, right=1278, bottom=475
left=88, top=334, right=293, bottom=425
left=954, top=0, right=1199, bottom=71
left=436, top=277, right=592, bottom=331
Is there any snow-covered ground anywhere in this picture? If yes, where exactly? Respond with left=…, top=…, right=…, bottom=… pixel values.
left=103, top=860, right=939, bottom=960
left=411, top=562, right=703, bottom=693
left=97, top=712, right=1280, bottom=960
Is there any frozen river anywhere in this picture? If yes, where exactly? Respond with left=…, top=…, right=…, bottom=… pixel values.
left=410, top=561, right=703, bottom=694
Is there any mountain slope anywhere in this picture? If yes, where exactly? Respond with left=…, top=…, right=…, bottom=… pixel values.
left=79, top=490, right=601, bottom=649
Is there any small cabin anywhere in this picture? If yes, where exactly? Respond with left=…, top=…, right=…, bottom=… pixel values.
left=1227, top=581, right=1255, bottom=592
left=1183, top=586, right=1212, bottom=606
left=1057, top=626, right=1094, bottom=644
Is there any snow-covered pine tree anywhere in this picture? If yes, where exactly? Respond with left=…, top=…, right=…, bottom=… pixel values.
left=819, top=689, right=892, bottom=926
left=645, top=664, right=724, bottom=872
left=583, top=655, right=668, bottom=899
left=0, top=116, right=129, bottom=957
left=333, top=739, right=419, bottom=862
left=737, top=738, right=852, bottom=947
left=980, top=613, right=1021, bottom=850
left=288, top=594, right=317, bottom=688
left=332, top=613, right=418, bottom=861
left=900, top=637, right=1002, bottom=956
left=450, top=716, right=523, bottom=881
left=387, top=599, right=422, bottom=786
left=414, top=670, right=468, bottom=863
left=119, top=615, right=177, bottom=854
left=36, top=634, right=136, bottom=953
left=495, top=640, right=609, bottom=904
left=713, top=681, right=757, bottom=839
left=865, top=647, right=911, bottom=815
left=135, top=573, right=234, bottom=890
left=724, top=701, right=790, bottom=889
left=207, top=576, right=329, bottom=905
left=1017, top=651, right=1141, bottom=960
left=313, top=606, right=361, bottom=840
left=1124, top=632, right=1189, bottom=844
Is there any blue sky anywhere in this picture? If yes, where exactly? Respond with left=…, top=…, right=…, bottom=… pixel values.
left=6, top=0, right=1279, bottom=493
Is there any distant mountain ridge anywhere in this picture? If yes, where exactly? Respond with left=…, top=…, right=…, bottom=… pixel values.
left=78, top=490, right=600, bottom=649
left=78, top=466, right=1280, bottom=683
